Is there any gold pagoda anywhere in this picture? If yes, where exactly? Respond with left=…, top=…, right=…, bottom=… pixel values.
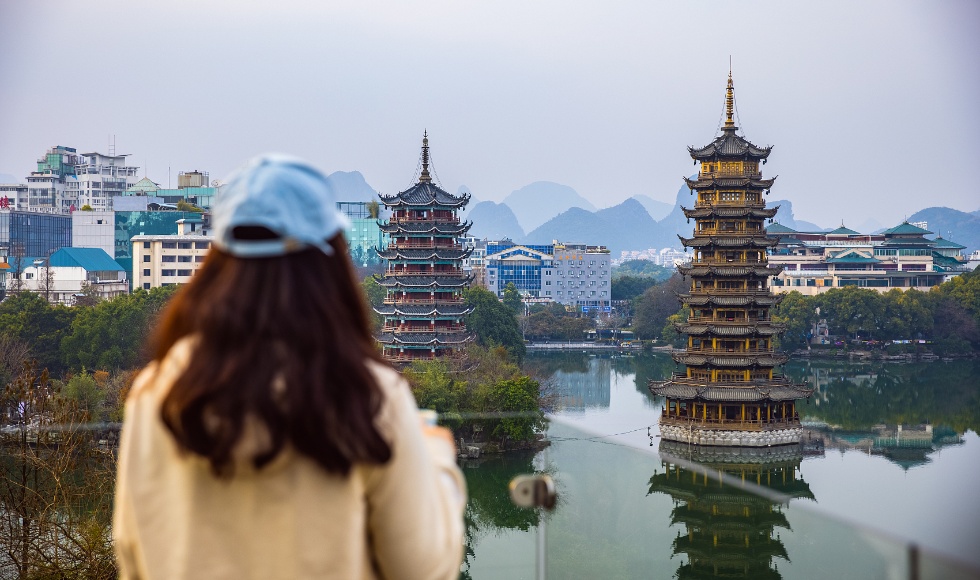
left=650, top=74, right=812, bottom=447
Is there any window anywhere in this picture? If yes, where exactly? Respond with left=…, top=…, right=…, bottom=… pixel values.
left=142, top=241, right=150, bottom=248
left=545, top=281, right=551, bottom=285
left=178, top=255, right=192, bottom=262
left=178, top=242, right=192, bottom=249
left=195, top=256, right=205, bottom=262
left=162, top=269, right=176, bottom=277
left=162, top=242, right=177, bottom=249
left=162, top=255, right=176, bottom=263
left=143, top=283, right=151, bottom=290
left=195, top=241, right=210, bottom=249
left=143, top=269, right=150, bottom=276
left=177, top=269, right=192, bottom=277
left=590, top=281, right=596, bottom=286
left=143, top=255, right=151, bottom=262
left=589, top=260, right=595, bottom=266
left=24, top=273, right=33, bottom=279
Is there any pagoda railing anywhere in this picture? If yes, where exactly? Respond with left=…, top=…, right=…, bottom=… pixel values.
left=694, top=199, right=766, bottom=209
left=689, top=287, right=770, bottom=295
left=387, top=217, right=460, bottom=225
left=695, top=227, right=765, bottom=236
left=383, top=298, right=466, bottom=305
left=698, top=170, right=763, bottom=179
left=686, top=316, right=772, bottom=324
left=682, top=347, right=774, bottom=355
left=391, top=242, right=462, bottom=250
left=385, top=268, right=464, bottom=275
left=382, top=324, right=467, bottom=333
left=658, top=414, right=801, bottom=432
left=692, top=258, right=767, bottom=265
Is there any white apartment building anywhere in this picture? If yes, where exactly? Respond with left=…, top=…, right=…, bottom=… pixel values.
left=26, top=146, right=81, bottom=213
left=131, top=219, right=211, bottom=289
left=75, top=152, right=139, bottom=211
left=0, top=184, right=27, bottom=211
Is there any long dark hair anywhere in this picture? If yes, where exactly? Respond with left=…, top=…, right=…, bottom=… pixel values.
left=153, top=234, right=391, bottom=477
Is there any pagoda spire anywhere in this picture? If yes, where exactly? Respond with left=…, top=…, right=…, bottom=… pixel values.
left=723, top=70, right=737, bottom=132
left=419, top=130, right=432, bottom=184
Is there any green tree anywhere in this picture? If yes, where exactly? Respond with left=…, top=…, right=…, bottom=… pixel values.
left=464, top=287, right=526, bottom=363
left=488, top=376, right=543, bottom=442
left=610, top=275, right=657, bottom=301
left=632, top=274, right=687, bottom=340
left=0, top=292, right=76, bottom=376
left=612, top=259, right=673, bottom=281
left=175, top=199, right=203, bottom=213
left=61, top=370, right=106, bottom=422
left=360, top=275, right=386, bottom=332
left=772, top=291, right=816, bottom=349
left=661, top=305, right=690, bottom=347
left=501, top=282, right=523, bottom=316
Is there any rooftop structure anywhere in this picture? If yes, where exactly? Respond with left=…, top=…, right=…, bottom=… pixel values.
left=766, top=221, right=970, bottom=295
left=374, top=134, right=474, bottom=362
left=650, top=73, right=812, bottom=448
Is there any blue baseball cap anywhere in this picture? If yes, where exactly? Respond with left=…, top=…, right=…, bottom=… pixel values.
left=213, top=154, right=350, bottom=258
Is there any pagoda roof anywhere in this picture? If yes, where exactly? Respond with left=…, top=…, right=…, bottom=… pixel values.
left=379, top=182, right=469, bottom=208
left=377, top=332, right=473, bottom=346
left=827, top=225, right=861, bottom=236
left=879, top=236, right=935, bottom=248
left=376, top=247, right=472, bottom=261
left=883, top=221, right=932, bottom=236
left=679, top=294, right=784, bottom=307
left=931, top=236, right=966, bottom=250
left=682, top=206, right=778, bottom=220
left=765, top=222, right=797, bottom=234
left=678, top=324, right=784, bottom=337
left=688, top=131, right=773, bottom=162
left=684, top=175, right=776, bottom=190
left=679, top=235, right=779, bottom=249
left=374, top=303, right=473, bottom=317
left=671, top=352, right=790, bottom=367
left=378, top=221, right=471, bottom=235
left=375, top=275, right=473, bottom=288
left=677, top=264, right=783, bottom=278
left=650, top=377, right=812, bottom=402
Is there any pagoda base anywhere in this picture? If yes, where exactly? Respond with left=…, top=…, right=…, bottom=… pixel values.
left=660, top=422, right=803, bottom=447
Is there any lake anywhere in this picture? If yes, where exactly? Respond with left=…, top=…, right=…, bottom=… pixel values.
left=461, top=352, right=980, bottom=579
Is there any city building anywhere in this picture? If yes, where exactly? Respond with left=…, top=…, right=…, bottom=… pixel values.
left=72, top=210, right=115, bottom=255
left=650, top=73, right=812, bottom=447
left=26, top=146, right=80, bottom=212
left=0, top=210, right=72, bottom=258
left=131, top=218, right=211, bottom=290
left=10, top=247, right=127, bottom=304
left=460, top=237, right=488, bottom=288
left=0, top=184, right=28, bottom=211
left=114, top=210, right=205, bottom=282
left=75, top=152, right=140, bottom=211
left=119, top=171, right=217, bottom=210
left=766, top=221, right=970, bottom=294
left=375, top=134, right=473, bottom=362
left=485, top=239, right=612, bottom=313
left=337, top=201, right=386, bottom=266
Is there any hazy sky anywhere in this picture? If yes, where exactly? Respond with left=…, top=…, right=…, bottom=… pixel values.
left=1, top=1, right=977, bottom=228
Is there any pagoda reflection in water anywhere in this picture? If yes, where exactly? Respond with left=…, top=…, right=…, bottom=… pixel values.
left=648, top=442, right=816, bottom=579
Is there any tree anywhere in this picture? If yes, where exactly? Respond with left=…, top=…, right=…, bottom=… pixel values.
left=37, top=256, right=55, bottom=303
left=175, top=199, right=203, bottom=213
left=612, top=259, right=673, bottom=281
left=610, top=275, right=657, bottom=301
left=464, top=287, right=526, bottom=363
left=632, top=274, right=687, bottom=340
left=501, top=282, right=523, bottom=316
left=0, top=292, right=77, bottom=376
left=366, top=200, right=381, bottom=219
left=80, top=204, right=93, bottom=211
left=360, top=275, right=386, bottom=332
left=772, top=291, right=817, bottom=349
left=661, top=305, right=690, bottom=347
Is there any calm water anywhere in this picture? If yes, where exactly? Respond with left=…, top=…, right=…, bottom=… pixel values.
left=462, top=353, right=980, bottom=579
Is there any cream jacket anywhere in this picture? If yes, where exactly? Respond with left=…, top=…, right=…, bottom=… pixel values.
left=113, top=338, right=466, bottom=580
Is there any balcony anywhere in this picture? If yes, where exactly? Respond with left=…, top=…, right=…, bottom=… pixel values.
left=686, top=316, right=771, bottom=324
left=682, top=347, right=774, bottom=355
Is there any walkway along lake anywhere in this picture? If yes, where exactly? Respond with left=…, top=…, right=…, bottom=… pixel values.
left=461, top=352, right=980, bottom=579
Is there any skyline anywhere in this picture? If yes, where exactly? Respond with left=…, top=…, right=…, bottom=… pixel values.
left=1, top=1, right=978, bottom=228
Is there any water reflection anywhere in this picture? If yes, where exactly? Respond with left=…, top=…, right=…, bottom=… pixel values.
left=648, top=442, right=815, bottom=580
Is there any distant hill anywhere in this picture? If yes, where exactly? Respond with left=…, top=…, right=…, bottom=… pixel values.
left=467, top=201, right=525, bottom=241
left=503, top=181, right=596, bottom=233
left=326, top=171, right=379, bottom=203
left=908, top=207, right=980, bottom=254
left=649, top=180, right=696, bottom=249
left=523, top=198, right=660, bottom=256
left=631, top=194, right=673, bottom=221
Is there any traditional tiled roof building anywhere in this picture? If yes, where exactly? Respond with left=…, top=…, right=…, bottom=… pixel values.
left=375, top=134, right=473, bottom=362
left=650, top=74, right=812, bottom=447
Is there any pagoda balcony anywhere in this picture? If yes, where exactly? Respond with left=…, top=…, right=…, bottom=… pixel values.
left=388, top=216, right=460, bottom=225
left=385, top=268, right=464, bottom=276
left=694, top=199, right=766, bottom=209
left=381, top=324, right=467, bottom=333
left=689, top=287, right=771, bottom=295
left=686, top=315, right=771, bottom=324
left=695, top=227, right=765, bottom=236
left=698, top=170, right=764, bottom=179
left=693, top=258, right=767, bottom=265
left=683, top=347, right=774, bottom=355
left=391, top=242, right=462, bottom=250
left=658, top=414, right=801, bottom=432
left=382, top=298, right=465, bottom=305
